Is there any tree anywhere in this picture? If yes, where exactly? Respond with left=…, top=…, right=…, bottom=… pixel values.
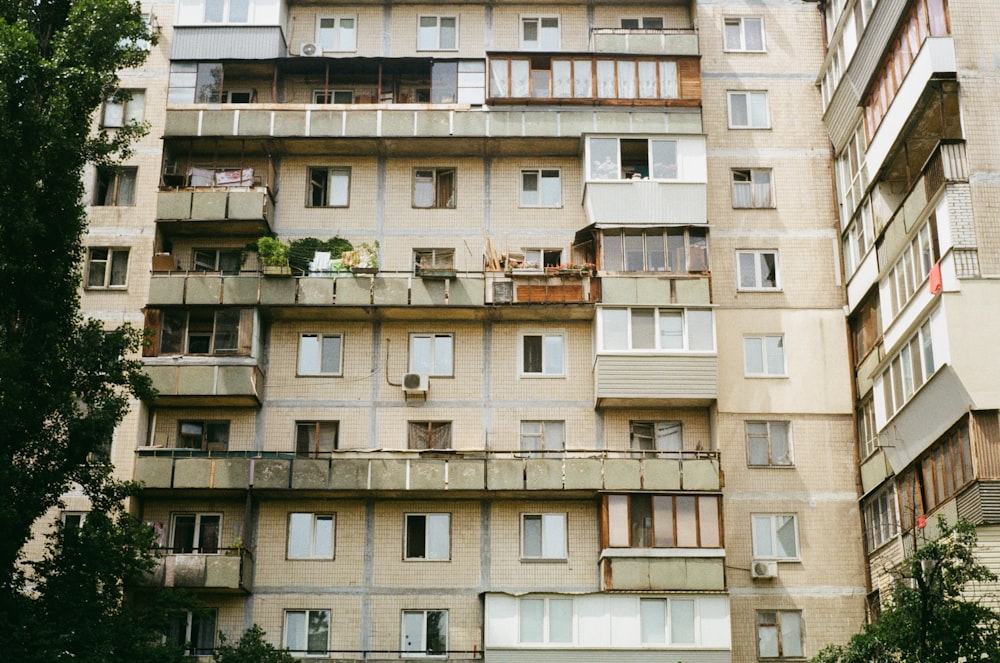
left=812, top=518, right=1000, bottom=663
left=0, top=0, right=186, bottom=658
left=213, top=625, right=296, bottom=663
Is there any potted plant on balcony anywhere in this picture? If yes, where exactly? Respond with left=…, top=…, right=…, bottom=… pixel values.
left=257, top=236, right=291, bottom=276
left=505, top=258, right=541, bottom=276
left=418, top=261, right=456, bottom=280
left=547, top=262, right=595, bottom=277
left=342, top=240, right=380, bottom=275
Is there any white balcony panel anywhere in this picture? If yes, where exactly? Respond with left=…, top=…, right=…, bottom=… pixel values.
left=584, top=181, right=707, bottom=225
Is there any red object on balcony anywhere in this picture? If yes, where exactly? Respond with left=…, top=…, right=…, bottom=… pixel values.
left=928, top=261, right=942, bottom=295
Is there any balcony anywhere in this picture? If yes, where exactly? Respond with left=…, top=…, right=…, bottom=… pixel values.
left=584, top=180, right=706, bottom=225
left=142, top=549, right=253, bottom=593
left=133, top=449, right=721, bottom=494
left=486, top=271, right=600, bottom=305
left=590, top=28, right=699, bottom=56
left=600, top=275, right=710, bottom=307
left=600, top=553, right=725, bottom=591
left=594, top=354, right=717, bottom=407
left=155, top=186, right=273, bottom=238
left=142, top=361, right=264, bottom=407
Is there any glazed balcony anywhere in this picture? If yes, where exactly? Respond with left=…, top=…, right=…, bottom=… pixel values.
left=142, top=549, right=253, bottom=593
left=133, top=449, right=721, bottom=495
left=589, top=27, right=699, bottom=56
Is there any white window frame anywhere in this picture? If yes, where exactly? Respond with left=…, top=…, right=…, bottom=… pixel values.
left=404, top=513, right=451, bottom=561
left=519, top=332, right=566, bottom=377
left=864, top=485, right=898, bottom=550
left=101, top=89, right=145, bottom=127
left=520, top=169, right=562, bottom=208
left=412, top=167, right=457, bottom=209
left=858, top=396, right=878, bottom=459
left=519, top=420, right=566, bottom=456
left=520, top=16, right=560, bottom=50
left=879, top=320, right=935, bottom=420
left=620, top=17, right=664, bottom=29
left=284, top=609, right=331, bottom=657
left=85, top=247, right=130, bottom=289
left=413, top=248, right=455, bottom=275
left=732, top=168, right=774, bottom=208
left=61, top=511, right=87, bottom=533
left=203, top=0, right=250, bottom=24
left=518, top=597, right=574, bottom=644
left=736, top=250, right=780, bottom=290
left=307, top=166, right=351, bottom=207
left=220, top=89, right=253, bottom=103
left=586, top=137, right=681, bottom=181
left=751, top=514, right=799, bottom=561
left=312, top=89, right=354, bottom=104
left=727, top=91, right=770, bottom=129
left=723, top=17, right=766, bottom=52
left=409, top=333, right=454, bottom=377
left=757, top=610, right=803, bottom=659
left=317, top=15, right=357, bottom=52
left=297, top=333, right=343, bottom=376
left=401, top=609, right=449, bottom=657
left=520, top=513, right=568, bottom=560
left=598, top=307, right=716, bottom=353
left=743, top=334, right=785, bottom=377
left=417, top=15, right=458, bottom=51
left=287, top=513, right=335, bottom=559
left=639, top=597, right=698, bottom=645
left=746, top=421, right=793, bottom=467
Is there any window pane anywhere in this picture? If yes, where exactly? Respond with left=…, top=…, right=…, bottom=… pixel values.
left=730, top=93, right=749, bottom=126
left=542, top=513, right=566, bottom=557
left=739, top=252, right=757, bottom=287
left=624, top=231, right=645, bottom=271
left=724, top=20, right=742, bottom=49
left=321, top=335, right=341, bottom=373
left=523, top=335, right=542, bottom=372
left=596, top=60, right=615, bottom=98
left=521, top=172, right=538, bottom=206
left=750, top=93, right=768, bottom=126
left=411, top=335, right=432, bottom=374
left=675, top=496, right=697, bottom=546
left=651, top=141, right=677, bottom=179
left=289, top=513, right=312, bottom=558
left=540, top=171, right=560, bottom=206
left=753, top=515, right=773, bottom=557
left=658, top=310, right=683, bottom=349
left=426, top=611, right=447, bottom=655
left=699, top=497, right=720, bottom=547
left=745, top=18, right=764, bottom=50
left=776, top=516, right=797, bottom=557
left=229, top=0, right=249, bottom=22
left=604, top=233, right=623, bottom=271
left=765, top=336, right=784, bottom=374
left=511, top=60, right=530, bottom=97
left=543, top=335, right=563, bottom=374
left=439, top=17, right=457, bottom=49
left=631, top=309, right=656, bottom=349
left=646, top=233, right=665, bottom=271
left=213, top=309, right=240, bottom=353
left=671, top=600, right=695, bottom=644
left=590, top=138, right=619, bottom=179
left=299, top=335, right=320, bottom=374
left=199, top=515, right=220, bottom=553
left=652, top=496, right=675, bottom=547
left=328, top=169, right=349, bottom=206
left=431, top=62, right=458, bottom=104
left=602, top=309, right=629, bottom=350
left=88, top=250, right=108, bottom=286
left=655, top=421, right=681, bottom=451
left=427, top=514, right=450, bottom=559
left=315, top=516, right=334, bottom=558
left=659, top=61, right=678, bottom=98
left=640, top=599, right=666, bottom=644
left=666, top=229, right=685, bottom=272
left=573, top=60, right=592, bottom=97
left=433, top=335, right=453, bottom=375
left=608, top=495, right=629, bottom=546
left=771, top=423, right=791, bottom=464
left=523, top=516, right=541, bottom=556
left=758, top=623, right=779, bottom=658
left=617, top=61, right=636, bottom=98
left=761, top=252, right=777, bottom=287
left=549, top=600, right=573, bottom=643
left=418, top=17, right=437, bottom=50
left=781, top=612, right=803, bottom=657
left=522, top=19, right=538, bottom=43
left=307, top=611, right=329, bottom=654
left=638, top=61, right=657, bottom=99
left=286, top=612, right=305, bottom=651
left=520, top=600, right=544, bottom=643
left=552, top=60, right=572, bottom=97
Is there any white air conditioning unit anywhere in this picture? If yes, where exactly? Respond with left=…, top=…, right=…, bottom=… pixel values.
left=402, top=373, right=428, bottom=393
left=300, top=42, right=320, bottom=56
left=751, top=560, right=778, bottom=579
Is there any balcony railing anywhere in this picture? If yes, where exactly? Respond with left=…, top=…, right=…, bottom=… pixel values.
left=134, top=448, right=721, bottom=493
left=142, top=361, right=264, bottom=407
left=589, top=27, right=699, bottom=56
left=141, top=548, right=253, bottom=592
left=584, top=180, right=707, bottom=225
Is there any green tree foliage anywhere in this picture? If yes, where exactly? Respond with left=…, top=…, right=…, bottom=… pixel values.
left=213, top=624, right=296, bottom=663
left=0, top=0, right=186, bottom=658
left=812, top=518, right=1000, bottom=663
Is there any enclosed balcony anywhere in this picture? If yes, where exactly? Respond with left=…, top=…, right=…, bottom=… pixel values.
left=143, top=549, right=253, bottom=593
left=589, top=27, right=699, bottom=56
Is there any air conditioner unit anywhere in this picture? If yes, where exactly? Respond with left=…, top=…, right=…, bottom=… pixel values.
left=300, top=42, right=320, bottom=56
left=402, top=373, right=428, bottom=393
left=751, top=560, right=778, bottom=579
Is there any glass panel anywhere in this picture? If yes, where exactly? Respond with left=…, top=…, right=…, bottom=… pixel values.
left=426, top=611, right=447, bottom=655
left=650, top=141, right=677, bottom=179
left=753, top=515, right=773, bottom=557
left=552, top=60, right=572, bottom=97
left=288, top=513, right=312, bottom=558
left=427, top=514, right=450, bottom=559
left=730, top=93, right=749, bottom=126
left=522, top=515, right=541, bottom=556
left=490, top=60, right=508, bottom=97
left=765, top=336, right=784, bottom=374
left=104, top=101, right=124, bottom=127
left=307, top=611, right=329, bottom=654
left=212, top=309, right=240, bottom=353
left=652, top=496, right=674, bottom=547
left=776, top=515, right=797, bottom=557
left=658, top=310, right=683, bottom=350
left=699, top=497, right=720, bottom=547
left=617, top=61, right=636, bottom=98
left=631, top=309, right=656, bottom=349
left=724, top=20, right=742, bottom=49
left=654, top=421, right=681, bottom=451
left=198, top=515, right=220, bottom=553
left=659, top=61, right=678, bottom=98
left=433, top=335, right=453, bottom=375
left=758, top=623, right=779, bottom=658
left=531, top=70, right=550, bottom=97
left=195, top=63, right=222, bottom=103
left=439, top=18, right=456, bottom=49
left=540, top=170, right=560, bottom=206
left=675, top=496, right=697, bottom=546
left=760, top=252, right=777, bottom=287
left=299, top=335, right=321, bottom=374
left=624, top=231, right=645, bottom=271
left=542, top=514, right=566, bottom=557
left=745, top=18, right=764, bottom=50
left=523, top=335, right=542, bottom=372
left=543, top=334, right=563, bottom=374
left=549, top=600, right=573, bottom=643
left=604, top=232, right=623, bottom=271
left=511, top=60, right=530, bottom=97
left=411, top=336, right=432, bottom=375
left=229, top=0, right=249, bottom=22
left=321, top=335, right=341, bottom=373
left=640, top=599, right=666, bottom=644
left=521, top=171, right=538, bottom=206
left=315, top=516, right=334, bottom=557
left=172, top=515, right=196, bottom=553
left=601, top=309, right=629, bottom=351
left=750, top=92, right=768, bottom=126
left=543, top=421, right=564, bottom=451
left=666, top=229, right=685, bottom=272
left=645, top=232, right=665, bottom=271
left=608, top=495, right=629, bottom=546
left=638, top=61, right=657, bottom=98
left=88, top=249, right=108, bottom=286
left=589, top=138, right=619, bottom=179
left=596, top=60, right=616, bottom=98
left=520, top=600, right=544, bottom=643
left=573, top=60, right=592, bottom=97
left=630, top=495, right=653, bottom=547
left=781, top=613, right=803, bottom=657
left=204, top=0, right=224, bottom=22
left=670, top=600, right=695, bottom=644
left=739, top=252, right=757, bottom=287
left=772, top=423, right=791, bottom=464
left=431, top=62, right=457, bottom=103
left=286, top=612, right=306, bottom=651
left=417, top=17, right=437, bottom=50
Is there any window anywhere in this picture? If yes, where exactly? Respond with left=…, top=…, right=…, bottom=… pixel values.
left=521, top=248, right=563, bottom=270
left=602, top=228, right=708, bottom=273
left=318, top=16, right=357, bottom=52
left=284, top=609, right=330, bottom=657
left=307, top=167, right=350, bottom=207
left=62, top=511, right=87, bottom=534
left=757, top=611, right=802, bottom=658
left=521, top=514, right=567, bottom=559
left=159, top=309, right=248, bottom=355
left=193, top=248, right=242, bottom=274
left=519, top=598, right=572, bottom=643
left=737, top=250, right=779, bottom=290
left=489, top=56, right=677, bottom=101
left=101, top=89, right=145, bottom=127
left=204, top=0, right=249, bottom=23
left=919, top=422, right=973, bottom=512
left=880, top=320, right=935, bottom=419
left=520, top=169, right=561, bottom=207
left=521, top=333, right=565, bottom=376
left=751, top=514, right=798, bottom=560
left=298, top=333, right=343, bottom=376
left=521, top=17, right=560, bottom=50
left=402, top=610, right=448, bottom=656
left=288, top=513, right=335, bottom=559
left=728, top=91, right=769, bottom=129
left=864, top=486, right=898, bottom=550
left=414, top=248, right=455, bottom=275
left=587, top=137, right=679, bottom=180
left=177, top=421, right=230, bottom=452
left=600, top=308, right=715, bottom=352
left=168, top=62, right=224, bottom=104
left=519, top=421, right=565, bottom=456
left=857, top=396, right=878, bottom=459
left=413, top=168, right=456, bottom=208
left=170, top=513, right=221, bottom=554
left=732, top=169, right=773, bottom=208
left=296, top=421, right=338, bottom=457
left=409, top=333, right=453, bottom=376
left=404, top=514, right=450, bottom=560
left=640, top=598, right=696, bottom=645
left=605, top=494, right=722, bottom=548
left=885, top=223, right=938, bottom=318
left=85, top=248, right=129, bottom=288
left=312, top=89, right=354, bottom=104
left=723, top=17, right=765, bottom=52
left=221, top=89, right=253, bottom=103
left=167, top=610, right=217, bottom=656
left=94, top=166, right=137, bottom=206
left=417, top=16, right=457, bottom=50
left=630, top=421, right=682, bottom=452
left=621, top=17, right=663, bottom=29
left=747, top=421, right=792, bottom=466
left=743, top=335, right=785, bottom=376
left=408, top=421, right=452, bottom=450
left=850, top=292, right=881, bottom=363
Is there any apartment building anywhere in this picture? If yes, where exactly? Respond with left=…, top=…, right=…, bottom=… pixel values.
left=69, top=0, right=871, bottom=660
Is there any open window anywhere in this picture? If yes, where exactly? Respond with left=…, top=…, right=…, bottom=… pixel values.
left=588, top=137, right=678, bottom=180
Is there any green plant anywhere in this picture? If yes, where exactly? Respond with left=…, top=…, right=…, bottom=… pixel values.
left=213, top=624, right=295, bottom=663
left=288, top=236, right=353, bottom=274
left=342, top=240, right=380, bottom=270
left=256, top=237, right=290, bottom=267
